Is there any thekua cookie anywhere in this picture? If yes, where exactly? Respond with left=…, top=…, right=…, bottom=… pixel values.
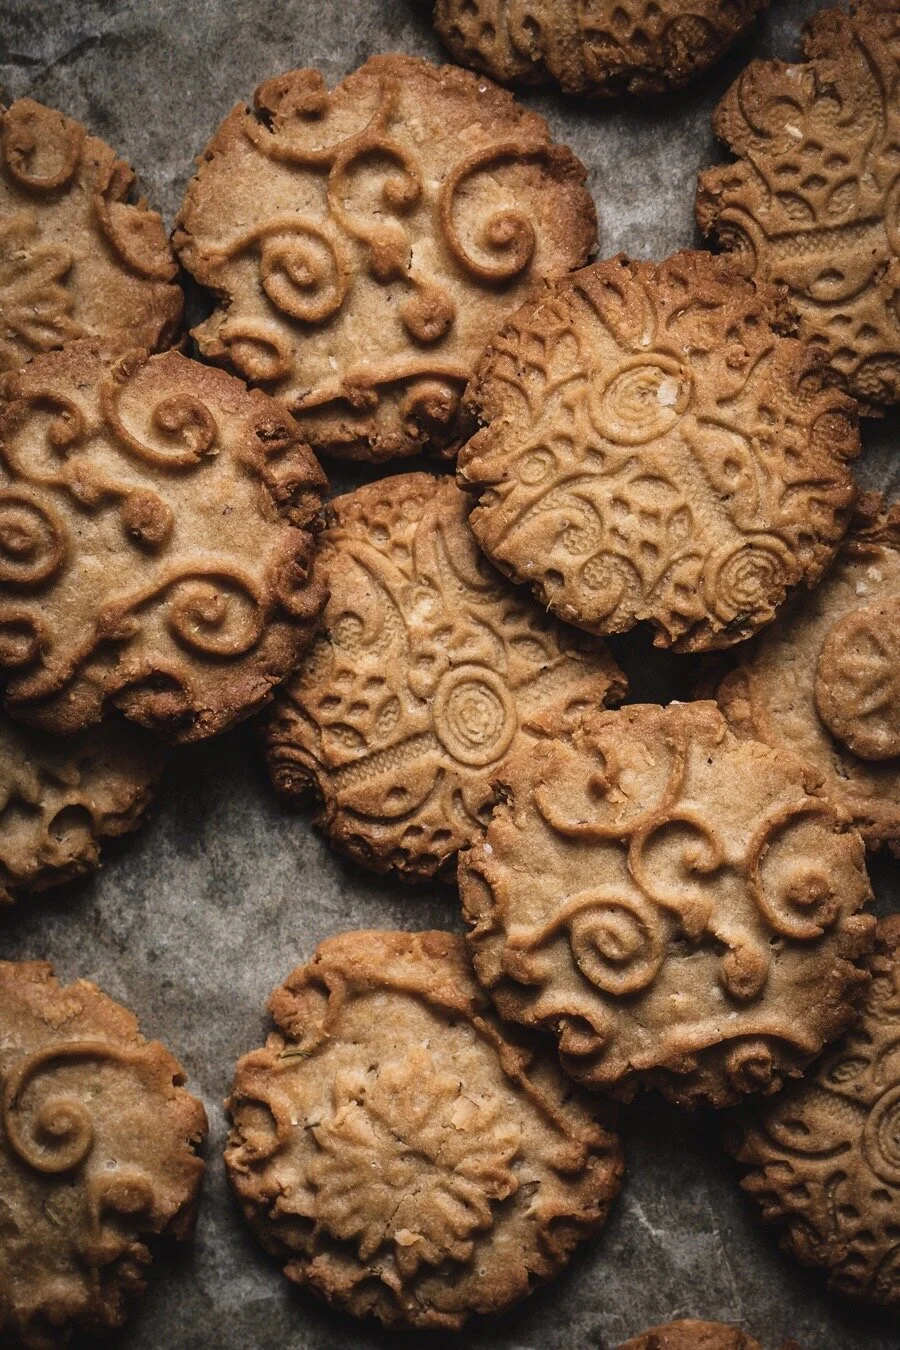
left=0, top=98, right=182, bottom=372
left=174, top=53, right=596, bottom=462
left=729, top=917, right=900, bottom=1310
left=714, top=493, right=900, bottom=854
left=617, top=1320, right=764, bottom=1350
left=459, top=701, right=876, bottom=1108
left=0, top=961, right=207, bottom=1347
left=0, top=342, right=327, bottom=741
left=435, top=0, right=767, bottom=98
left=264, top=473, right=626, bottom=880
left=697, top=2, right=900, bottom=410
left=0, top=712, right=163, bottom=906
left=225, top=930, right=623, bottom=1329
left=458, top=251, right=860, bottom=652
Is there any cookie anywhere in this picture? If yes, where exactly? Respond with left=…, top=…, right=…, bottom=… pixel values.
left=730, top=916, right=900, bottom=1310
left=0, top=342, right=327, bottom=741
left=225, top=929, right=623, bottom=1329
left=0, top=98, right=182, bottom=372
left=459, top=700, right=876, bottom=1109
left=697, top=2, right=900, bottom=410
left=173, top=53, right=596, bottom=462
left=618, top=1321, right=763, bottom=1350
left=264, top=473, right=626, bottom=880
left=457, top=251, right=860, bottom=652
left=0, top=712, right=163, bottom=906
left=434, top=0, right=767, bottom=98
left=714, top=494, right=900, bottom=853
left=0, top=961, right=207, bottom=1347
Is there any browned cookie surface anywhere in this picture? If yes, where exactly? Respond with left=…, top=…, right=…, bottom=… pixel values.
left=459, top=701, right=875, bottom=1108
left=618, top=1319, right=764, bottom=1350
left=697, top=2, right=900, bottom=410
left=0, top=98, right=182, bottom=372
left=457, top=252, right=859, bottom=652
left=174, top=53, right=596, bottom=462
left=435, top=0, right=766, bottom=98
left=0, top=961, right=207, bottom=1347
left=264, top=473, right=626, bottom=880
left=730, top=917, right=900, bottom=1310
left=225, top=929, right=623, bottom=1329
left=0, top=342, right=327, bottom=741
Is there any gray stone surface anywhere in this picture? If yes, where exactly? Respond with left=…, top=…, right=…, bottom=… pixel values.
left=1, top=2, right=898, bottom=1347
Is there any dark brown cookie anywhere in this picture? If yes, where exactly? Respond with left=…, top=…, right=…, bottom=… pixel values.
left=618, top=1320, right=764, bottom=1350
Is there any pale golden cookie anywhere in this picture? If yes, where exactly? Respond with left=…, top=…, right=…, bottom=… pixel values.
left=0, top=342, right=327, bottom=741
left=458, top=252, right=860, bottom=652
left=225, top=930, right=623, bottom=1329
left=173, top=53, right=596, bottom=462
left=264, top=473, right=626, bottom=880
left=459, top=701, right=875, bottom=1108
left=618, top=1320, right=764, bottom=1350
left=0, top=961, right=206, bottom=1347
left=0, top=98, right=182, bottom=372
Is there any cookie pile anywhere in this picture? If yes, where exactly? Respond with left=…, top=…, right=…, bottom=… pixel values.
left=1, top=3, right=898, bottom=1345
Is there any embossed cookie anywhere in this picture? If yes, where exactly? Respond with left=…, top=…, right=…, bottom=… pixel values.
left=0, top=712, right=163, bottom=906
left=0, top=961, right=207, bottom=1346
left=697, top=2, right=900, bottom=409
left=730, top=917, right=900, bottom=1310
left=459, top=701, right=876, bottom=1108
left=618, top=1320, right=764, bottom=1350
left=225, top=929, right=623, bottom=1329
left=173, top=53, right=596, bottom=462
left=434, top=0, right=767, bottom=98
left=457, top=252, right=860, bottom=652
left=0, top=342, right=327, bottom=741
left=0, top=98, right=182, bottom=372
left=264, top=473, right=626, bottom=880
left=714, top=494, right=900, bottom=853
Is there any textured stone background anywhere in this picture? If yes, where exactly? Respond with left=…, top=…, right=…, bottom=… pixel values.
left=1, top=2, right=898, bottom=1347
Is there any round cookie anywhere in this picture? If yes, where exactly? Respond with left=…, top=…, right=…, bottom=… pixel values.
left=434, top=0, right=767, bottom=99
left=730, top=917, right=900, bottom=1310
left=173, top=53, right=596, bottom=462
left=225, top=929, right=623, bottom=1329
left=0, top=961, right=207, bottom=1346
left=0, top=712, right=163, bottom=906
left=457, top=251, right=860, bottom=652
left=714, top=494, right=900, bottom=853
left=618, top=1320, right=764, bottom=1350
left=0, top=98, right=182, bottom=372
left=0, top=342, right=327, bottom=741
left=696, top=2, right=900, bottom=410
left=459, top=700, right=876, bottom=1109
left=264, top=473, right=626, bottom=881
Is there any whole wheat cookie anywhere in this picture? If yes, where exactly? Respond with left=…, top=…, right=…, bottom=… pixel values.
left=457, top=251, right=860, bottom=652
left=617, top=1321, right=764, bottom=1350
left=0, top=712, right=163, bottom=906
left=0, top=98, right=182, bottom=372
left=264, top=473, right=626, bottom=881
left=173, top=53, right=596, bottom=462
left=0, top=961, right=207, bottom=1347
left=459, top=701, right=876, bottom=1109
left=696, top=2, right=900, bottom=410
left=729, top=916, right=900, bottom=1310
left=714, top=493, right=900, bottom=854
left=0, top=342, right=327, bottom=741
left=225, top=929, right=623, bottom=1329
left=434, top=0, right=767, bottom=98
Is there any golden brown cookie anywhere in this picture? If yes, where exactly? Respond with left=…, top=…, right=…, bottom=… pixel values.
left=714, top=494, right=900, bottom=853
left=173, top=53, right=596, bottom=462
left=0, top=712, right=163, bottom=906
left=225, top=929, right=623, bottom=1329
left=730, top=916, right=900, bottom=1310
left=457, top=251, right=860, bottom=652
left=0, top=961, right=207, bottom=1347
left=618, top=1320, right=764, bottom=1350
left=697, top=2, right=900, bottom=410
left=263, top=473, right=626, bottom=881
left=459, top=701, right=876, bottom=1109
left=0, top=342, right=327, bottom=741
left=434, top=0, right=767, bottom=98
left=0, top=98, right=182, bottom=372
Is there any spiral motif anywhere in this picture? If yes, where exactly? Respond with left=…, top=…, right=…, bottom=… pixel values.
left=863, top=1085, right=900, bottom=1186
left=589, top=355, right=691, bottom=446
left=218, top=323, right=293, bottom=383
left=165, top=572, right=266, bottom=657
left=577, top=552, right=639, bottom=621
left=102, top=377, right=219, bottom=469
left=569, top=893, right=665, bottom=996
left=0, top=490, right=68, bottom=585
left=433, top=665, right=516, bottom=767
left=747, top=805, right=843, bottom=940
left=260, top=224, right=349, bottom=322
left=1, top=99, right=83, bottom=190
left=704, top=537, right=790, bottom=623
left=439, top=144, right=540, bottom=282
